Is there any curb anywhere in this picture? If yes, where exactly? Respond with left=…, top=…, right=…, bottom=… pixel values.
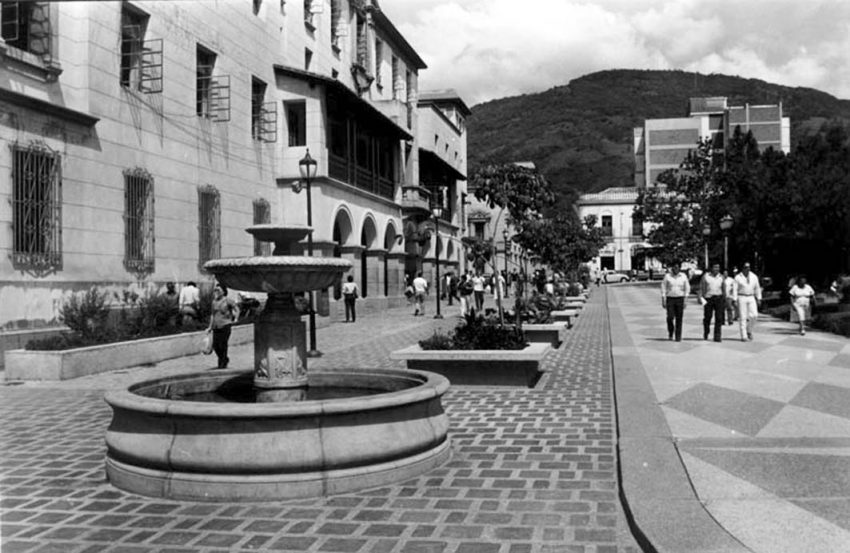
left=606, top=288, right=752, bottom=553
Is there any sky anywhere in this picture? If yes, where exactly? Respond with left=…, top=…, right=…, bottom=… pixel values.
left=381, top=0, right=850, bottom=106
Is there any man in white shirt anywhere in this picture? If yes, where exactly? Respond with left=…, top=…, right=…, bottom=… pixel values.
left=178, top=281, right=201, bottom=326
left=699, top=263, right=726, bottom=342
left=471, top=273, right=486, bottom=313
left=660, top=262, right=690, bottom=342
left=412, top=272, right=429, bottom=316
left=733, top=262, right=762, bottom=341
left=723, top=270, right=737, bottom=325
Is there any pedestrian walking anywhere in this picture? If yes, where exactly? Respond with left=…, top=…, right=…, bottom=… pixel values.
left=661, top=261, right=690, bottom=342
left=342, top=275, right=359, bottom=322
left=207, top=282, right=239, bottom=369
left=494, top=271, right=507, bottom=311
left=178, top=281, right=200, bottom=327
left=723, top=270, right=737, bottom=325
left=448, top=272, right=459, bottom=305
left=789, top=275, right=816, bottom=335
left=459, top=274, right=473, bottom=317
left=733, top=262, right=762, bottom=341
left=412, top=271, right=429, bottom=316
left=699, top=263, right=725, bottom=342
left=472, top=272, right=485, bottom=312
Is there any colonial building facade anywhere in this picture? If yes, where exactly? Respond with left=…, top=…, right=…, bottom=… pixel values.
left=0, top=1, right=466, bottom=338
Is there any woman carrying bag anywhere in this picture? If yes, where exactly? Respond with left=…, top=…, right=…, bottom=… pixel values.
left=207, top=282, right=240, bottom=368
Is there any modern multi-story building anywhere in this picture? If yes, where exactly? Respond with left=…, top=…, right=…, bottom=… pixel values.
left=634, top=96, right=790, bottom=187
left=0, top=1, right=466, bottom=342
left=580, top=96, right=790, bottom=273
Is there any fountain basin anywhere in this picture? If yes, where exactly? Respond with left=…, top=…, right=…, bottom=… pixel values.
left=204, top=256, right=352, bottom=294
left=104, top=368, right=451, bottom=501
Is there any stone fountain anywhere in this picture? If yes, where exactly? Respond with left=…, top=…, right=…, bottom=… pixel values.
left=104, top=225, right=450, bottom=501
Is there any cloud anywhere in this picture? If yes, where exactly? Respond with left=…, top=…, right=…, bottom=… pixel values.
left=383, top=0, right=850, bottom=105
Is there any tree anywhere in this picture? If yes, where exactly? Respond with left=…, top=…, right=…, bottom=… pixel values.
left=634, top=137, right=723, bottom=267
left=516, top=214, right=607, bottom=277
left=461, top=236, right=493, bottom=274
left=469, top=163, right=555, bottom=233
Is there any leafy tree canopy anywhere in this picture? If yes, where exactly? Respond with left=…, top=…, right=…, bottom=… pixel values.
left=515, top=214, right=607, bottom=276
left=469, top=163, right=555, bottom=232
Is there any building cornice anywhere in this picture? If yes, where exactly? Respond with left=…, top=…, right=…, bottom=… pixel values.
left=0, top=87, right=99, bottom=126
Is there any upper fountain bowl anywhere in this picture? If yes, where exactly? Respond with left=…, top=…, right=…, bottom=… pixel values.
left=204, top=256, right=351, bottom=294
left=204, top=225, right=352, bottom=293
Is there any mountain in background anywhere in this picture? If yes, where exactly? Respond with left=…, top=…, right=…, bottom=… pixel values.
left=467, top=69, right=850, bottom=209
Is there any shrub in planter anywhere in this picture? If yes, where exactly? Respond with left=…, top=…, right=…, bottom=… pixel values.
left=61, top=287, right=111, bottom=339
left=419, top=313, right=528, bottom=351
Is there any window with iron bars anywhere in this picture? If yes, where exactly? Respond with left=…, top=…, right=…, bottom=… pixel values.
left=11, top=142, right=62, bottom=270
left=251, top=78, right=277, bottom=142
left=1, top=2, right=52, bottom=60
left=253, top=198, right=271, bottom=256
left=198, top=185, right=221, bottom=270
left=120, top=5, right=162, bottom=93
left=123, top=168, right=155, bottom=273
left=196, top=45, right=230, bottom=121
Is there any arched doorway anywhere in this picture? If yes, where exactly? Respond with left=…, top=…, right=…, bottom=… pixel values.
left=332, top=209, right=354, bottom=300
left=384, top=222, right=398, bottom=297
left=361, top=216, right=378, bottom=298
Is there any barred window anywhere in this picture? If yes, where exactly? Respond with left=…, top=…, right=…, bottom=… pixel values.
left=253, top=198, right=271, bottom=256
left=374, top=38, right=383, bottom=87
left=120, top=5, right=162, bottom=93
left=124, top=168, right=155, bottom=273
left=198, top=185, right=221, bottom=269
left=11, top=142, right=62, bottom=271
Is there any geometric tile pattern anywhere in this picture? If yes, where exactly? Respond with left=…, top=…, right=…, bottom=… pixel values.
left=664, top=383, right=785, bottom=436
left=610, top=285, right=850, bottom=550
left=1, top=296, right=642, bottom=552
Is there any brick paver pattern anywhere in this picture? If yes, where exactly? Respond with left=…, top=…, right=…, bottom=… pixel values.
left=1, top=292, right=641, bottom=553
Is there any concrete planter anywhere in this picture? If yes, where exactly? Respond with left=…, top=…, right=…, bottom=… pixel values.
left=390, top=343, right=550, bottom=387
left=522, top=323, right=568, bottom=348
left=4, top=325, right=254, bottom=381
left=551, top=308, right=580, bottom=327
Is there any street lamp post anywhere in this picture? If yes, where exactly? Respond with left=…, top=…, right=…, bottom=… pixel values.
left=297, top=149, right=321, bottom=357
left=720, top=215, right=733, bottom=271
left=431, top=201, right=443, bottom=320
left=702, top=222, right=711, bottom=269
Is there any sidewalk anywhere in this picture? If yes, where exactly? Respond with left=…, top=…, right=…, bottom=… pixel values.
left=608, top=284, right=850, bottom=553
left=1, top=293, right=642, bottom=553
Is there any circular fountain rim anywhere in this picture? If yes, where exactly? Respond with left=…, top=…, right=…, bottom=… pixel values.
left=204, top=256, right=353, bottom=269
left=104, top=368, right=450, bottom=418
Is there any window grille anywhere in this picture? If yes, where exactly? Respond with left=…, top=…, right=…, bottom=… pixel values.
left=11, top=141, right=62, bottom=270
left=330, top=0, right=345, bottom=48
left=355, top=14, right=368, bottom=67
left=120, top=15, right=162, bottom=94
left=196, top=46, right=230, bottom=121
left=253, top=198, right=271, bottom=256
left=391, top=56, right=402, bottom=100
left=251, top=78, right=276, bottom=142
left=123, top=168, right=155, bottom=273
left=198, top=185, right=221, bottom=269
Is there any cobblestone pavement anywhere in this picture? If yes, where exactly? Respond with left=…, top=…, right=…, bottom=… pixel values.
left=0, top=291, right=642, bottom=553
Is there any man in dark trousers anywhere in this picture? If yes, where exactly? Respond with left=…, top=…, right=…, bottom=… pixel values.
left=699, top=262, right=725, bottom=342
left=660, top=262, right=690, bottom=341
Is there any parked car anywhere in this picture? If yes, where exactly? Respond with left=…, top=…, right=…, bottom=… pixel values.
left=601, top=270, right=631, bottom=283
left=632, top=269, right=664, bottom=281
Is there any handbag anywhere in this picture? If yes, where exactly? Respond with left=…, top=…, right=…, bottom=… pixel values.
left=201, top=331, right=213, bottom=355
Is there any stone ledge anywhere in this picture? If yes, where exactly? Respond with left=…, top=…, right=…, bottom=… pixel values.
left=522, top=323, right=568, bottom=348
left=4, top=325, right=254, bottom=381
left=390, top=343, right=550, bottom=387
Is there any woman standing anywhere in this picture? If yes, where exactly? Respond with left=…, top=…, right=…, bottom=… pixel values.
left=789, top=276, right=816, bottom=336
left=208, top=282, right=239, bottom=368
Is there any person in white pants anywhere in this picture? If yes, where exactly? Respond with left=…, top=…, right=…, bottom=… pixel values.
left=733, top=262, right=762, bottom=341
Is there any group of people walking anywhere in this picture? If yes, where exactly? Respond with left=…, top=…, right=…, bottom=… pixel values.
left=404, top=270, right=508, bottom=317
left=661, top=261, right=816, bottom=343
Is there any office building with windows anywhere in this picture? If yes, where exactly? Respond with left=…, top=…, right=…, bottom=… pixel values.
left=0, top=1, right=463, bottom=343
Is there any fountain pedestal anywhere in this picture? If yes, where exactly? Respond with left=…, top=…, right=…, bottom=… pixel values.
left=254, top=292, right=307, bottom=389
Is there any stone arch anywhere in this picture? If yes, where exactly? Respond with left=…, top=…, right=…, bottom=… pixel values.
left=361, top=214, right=379, bottom=250
left=384, top=221, right=399, bottom=252
left=332, top=206, right=354, bottom=246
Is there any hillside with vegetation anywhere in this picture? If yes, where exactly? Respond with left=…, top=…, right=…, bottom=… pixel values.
left=467, top=69, right=850, bottom=209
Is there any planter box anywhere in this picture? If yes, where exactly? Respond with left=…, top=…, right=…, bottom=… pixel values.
left=552, top=308, right=579, bottom=326
left=523, top=323, right=568, bottom=348
left=563, top=296, right=586, bottom=303
left=4, top=325, right=254, bottom=381
left=390, top=343, right=550, bottom=387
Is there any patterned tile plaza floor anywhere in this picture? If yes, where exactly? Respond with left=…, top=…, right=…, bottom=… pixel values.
left=609, top=285, right=850, bottom=553
left=0, top=293, right=642, bottom=553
